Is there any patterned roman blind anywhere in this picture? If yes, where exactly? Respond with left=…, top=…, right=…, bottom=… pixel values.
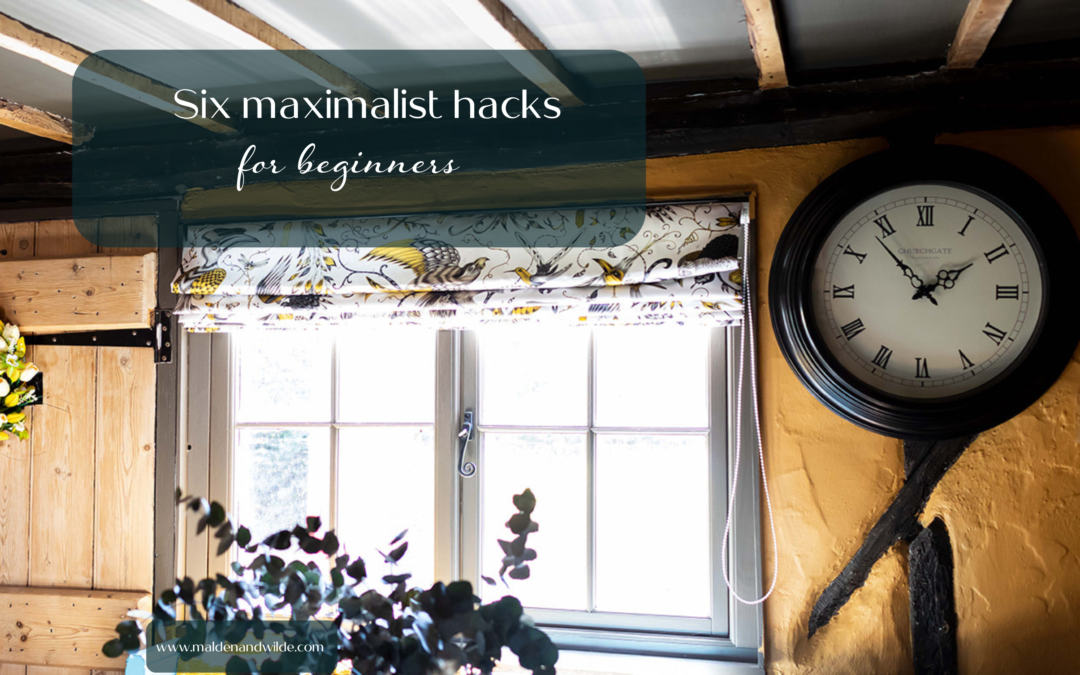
left=172, top=201, right=745, bottom=331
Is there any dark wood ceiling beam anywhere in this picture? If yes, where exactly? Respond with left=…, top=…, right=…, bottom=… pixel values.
left=439, top=0, right=586, bottom=106
left=947, top=0, right=1015, bottom=68
left=647, top=57, right=1080, bottom=157
left=740, top=0, right=788, bottom=89
left=10, top=57, right=1080, bottom=210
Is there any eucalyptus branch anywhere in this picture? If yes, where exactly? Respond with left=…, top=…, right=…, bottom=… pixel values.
left=104, top=488, right=556, bottom=675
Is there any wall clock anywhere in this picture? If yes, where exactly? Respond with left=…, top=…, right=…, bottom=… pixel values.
left=770, top=146, right=1080, bottom=439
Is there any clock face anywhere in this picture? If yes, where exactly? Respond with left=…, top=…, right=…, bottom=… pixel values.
left=809, top=184, right=1045, bottom=399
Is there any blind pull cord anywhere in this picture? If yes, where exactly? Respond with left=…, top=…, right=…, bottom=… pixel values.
left=722, top=208, right=779, bottom=605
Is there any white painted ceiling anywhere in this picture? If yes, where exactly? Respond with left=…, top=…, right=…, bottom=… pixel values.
left=0, top=0, right=1079, bottom=143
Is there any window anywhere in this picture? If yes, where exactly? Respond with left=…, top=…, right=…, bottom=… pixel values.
left=190, top=325, right=761, bottom=663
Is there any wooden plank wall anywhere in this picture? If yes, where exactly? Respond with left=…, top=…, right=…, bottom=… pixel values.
left=0, top=219, right=157, bottom=675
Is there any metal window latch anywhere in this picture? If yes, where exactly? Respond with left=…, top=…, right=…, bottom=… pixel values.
left=458, top=410, right=476, bottom=478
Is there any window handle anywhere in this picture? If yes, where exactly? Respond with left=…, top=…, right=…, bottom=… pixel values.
left=458, top=410, right=476, bottom=477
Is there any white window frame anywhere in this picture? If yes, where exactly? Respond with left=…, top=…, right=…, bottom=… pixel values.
left=184, top=326, right=762, bottom=664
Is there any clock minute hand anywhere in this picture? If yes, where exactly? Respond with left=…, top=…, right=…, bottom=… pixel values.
left=875, top=236, right=923, bottom=289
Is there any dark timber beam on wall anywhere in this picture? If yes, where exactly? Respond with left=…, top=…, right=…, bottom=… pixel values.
left=808, top=435, right=978, bottom=637
left=439, top=0, right=586, bottom=106
left=740, top=0, right=788, bottom=89
left=909, top=518, right=960, bottom=675
left=947, top=0, right=1016, bottom=69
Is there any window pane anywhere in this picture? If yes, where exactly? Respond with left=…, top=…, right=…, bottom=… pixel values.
left=337, top=427, right=435, bottom=589
left=338, top=330, right=436, bottom=424
left=595, top=434, right=710, bottom=617
left=236, top=331, right=332, bottom=423
left=481, top=432, right=587, bottom=610
left=594, top=327, right=710, bottom=428
left=234, top=428, right=331, bottom=547
left=479, top=328, right=589, bottom=427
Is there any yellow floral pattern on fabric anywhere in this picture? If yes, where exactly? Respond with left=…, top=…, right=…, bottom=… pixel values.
left=172, top=202, right=745, bottom=330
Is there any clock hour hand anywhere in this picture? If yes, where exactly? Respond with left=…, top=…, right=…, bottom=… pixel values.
left=912, top=263, right=974, bottom=303
left=934, top=263, right=974, bottom=290
left=875, top=236, right=923, bottom=289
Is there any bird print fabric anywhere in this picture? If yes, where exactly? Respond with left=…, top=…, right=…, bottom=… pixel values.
left=173, top=202, right=745, bottom=331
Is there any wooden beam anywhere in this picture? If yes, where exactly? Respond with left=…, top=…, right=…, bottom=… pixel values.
left=740, top=0, right=788, bottom=89
left=0, top=98, right=91, bottom=146
left=0, top=586, right=150, bottom=671
left=909, top=519, right=959, bottom=675
left=947, top=0, right=1015, bottom=69
left=0, top=253, right=157, bottom=334
left=136, top=0, right=377, bottom=102
left=438, top=0, right=585, bottom=106
left=647, top=57, right=1080, bottom=157
left=808, top=435, right=978, bottom=637
left=19, top=56, right=1080, bottom=206
left=0, top=11, right=235, bottom=135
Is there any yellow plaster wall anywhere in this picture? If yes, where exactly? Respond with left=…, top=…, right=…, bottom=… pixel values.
left=647, top=128, right=1080, bottom=675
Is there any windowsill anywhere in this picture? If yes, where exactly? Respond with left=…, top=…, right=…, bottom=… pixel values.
left=496, top=649, right=764, bottom=675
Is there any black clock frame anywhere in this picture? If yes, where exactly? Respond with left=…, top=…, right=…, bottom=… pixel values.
left=770, top=146, right=1080, bottom=439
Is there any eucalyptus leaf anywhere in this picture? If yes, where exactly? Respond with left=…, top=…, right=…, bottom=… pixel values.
left=102, top=639, right=125, bottom=658
left=512, top=489, right=536, bottom=514
left=508, top=565, right=531, bottom=580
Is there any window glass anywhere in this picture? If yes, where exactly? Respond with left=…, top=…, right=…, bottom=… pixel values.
left=480, top=328, right=589, bottom=427
left=338, top=329, right=436, bottom=424
left=234, top=427, right=331, bottom=545
left=236, top=332, right=332, bottom=423
left=594, top=433, right=711, bottom=617
left=481, top=432, right=588, bottom=610
left=594, top=327, right=710, bottom=428
left=338, top=426, right=436, bottom=589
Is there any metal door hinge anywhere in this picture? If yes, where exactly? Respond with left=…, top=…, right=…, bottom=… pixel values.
left=25, top=309, right=175, bottom=364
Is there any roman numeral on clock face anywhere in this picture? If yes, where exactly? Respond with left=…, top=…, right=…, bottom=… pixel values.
left=842, top=245, right=867, bottom=264
left=959, top=350, right=975, bottom=370
left=872, top=345, right=893, bottom=370
left=983, top=322, right=1008, bottom=345
left=840, top=318, right=866, bottom=340
left=915, top=357, right=930, bottom=379
left=874, top=215, right=896, bottom=238
left=984, top=244, right=1009, bottom=264
left=959, top=216, right=974, bottom=236
left=996, top=284, right=1020, bottom=300
left=832, top=284, right=855, bottom=299
left=916, top=205, right=934, bottom=226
